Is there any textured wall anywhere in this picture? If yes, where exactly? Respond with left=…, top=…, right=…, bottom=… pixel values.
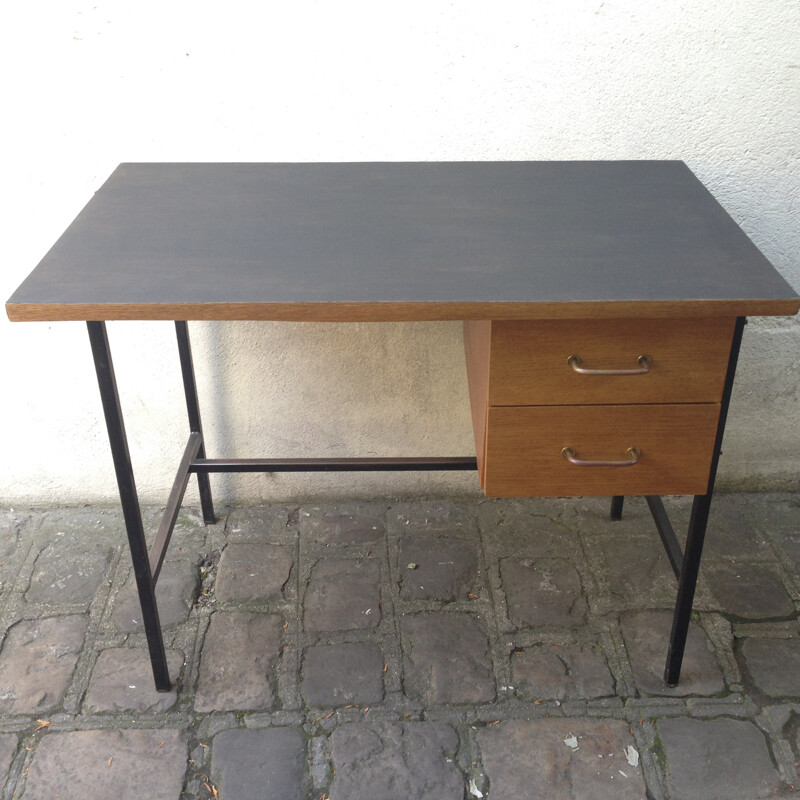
left=1, top=0, right=798, bottom=504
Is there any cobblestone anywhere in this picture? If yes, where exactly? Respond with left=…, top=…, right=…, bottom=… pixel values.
left=22, top=729, right=187, bottom=800
left=739, top=637, right=800, bottom=697
left=397, top=537, right=479, bottom=600
left=401, top=612, right=495, bottom=704
left=215, top=543, right=293, bottom=602
left=511, top=643, right=615, bottom=701
left=113, top=558, right=200, bottom=631
left=210, top=727, right=306, bottom=800
left=477, top=718, right=648, bottom=799
left=195, top=611, right=282, bottom=711
left=705, top=563, right=796, bottom=619
left=658, top=716, right=781, bottom=799
left=304, top=558, right=381, bottom=631
left=0, top=615, right=87, bottom=714
left=620, top=610, right=725, bottom=696
left=300, top=505, right=386, bottom=545
left=84, top=648, right=184, bottom=712
left=329, top=721, right=463, bottom=800
left=0, top=494, right=797, bottom=799
left=500, top=556, right=587, bottom=627
left=301, top=642, right=384, bottom=707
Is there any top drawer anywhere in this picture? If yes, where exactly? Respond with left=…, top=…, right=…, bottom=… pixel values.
left=488, top=317, right=735, bottom=406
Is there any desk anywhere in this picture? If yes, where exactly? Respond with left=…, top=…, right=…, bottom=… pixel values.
left=7, top=162, right=799, bottom=692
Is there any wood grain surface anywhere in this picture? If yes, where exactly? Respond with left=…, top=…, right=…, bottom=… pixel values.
left=487, top=317, right=736, bottom=405
left=483, top=403, right=721, bottom=497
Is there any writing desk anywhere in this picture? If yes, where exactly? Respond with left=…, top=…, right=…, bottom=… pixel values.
left=7, top=162, right=799, bottom=692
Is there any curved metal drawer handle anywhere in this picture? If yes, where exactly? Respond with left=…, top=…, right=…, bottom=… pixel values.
left=561, top=446, right=641, bottom=467
left=567, top=354, right=651, bottom=375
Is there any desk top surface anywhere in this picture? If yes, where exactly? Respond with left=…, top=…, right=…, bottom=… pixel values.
left=7, top=161, right=799, bottom=322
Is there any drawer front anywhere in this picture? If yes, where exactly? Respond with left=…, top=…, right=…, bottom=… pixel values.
left=483, top=403, right=720, bottom=497
left=488, top=318, right=735, bottom=406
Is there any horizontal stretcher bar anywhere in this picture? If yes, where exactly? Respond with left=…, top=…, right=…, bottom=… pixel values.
left=189, top=456, right=479, bottom=473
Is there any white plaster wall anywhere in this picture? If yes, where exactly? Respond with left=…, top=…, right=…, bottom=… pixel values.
left=1, top=0, right=798, bottom=505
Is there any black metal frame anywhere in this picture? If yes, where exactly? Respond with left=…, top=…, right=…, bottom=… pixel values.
left=88, top=317, right=745, bottom=692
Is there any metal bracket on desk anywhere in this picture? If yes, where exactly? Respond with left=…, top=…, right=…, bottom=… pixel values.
left=611, top=316, right=746, bottom=686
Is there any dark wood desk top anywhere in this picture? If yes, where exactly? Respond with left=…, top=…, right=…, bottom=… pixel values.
left=7, top=161, right=799, bottom=322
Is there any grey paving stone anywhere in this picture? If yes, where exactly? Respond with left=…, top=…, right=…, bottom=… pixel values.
left=480, top=501, right=577, bottom=559
left=658, top=717, right=781, bottom=799
left=388, top=500, right=476, bottom=537
left=330, top=721, right=463, bottom=800
left=702, top=497, right=774, bottom=559
left=401, top=612, right=495, bottom=704
left=113, top=558, right=200, bottom=631
left=25, top=534, right=115, bottom=606
left=0, top=734, right=17, bottom=783
left=397, top=537, right=479, bottom=600
left=0, top=615, right=87, bottom=714
left=477, top=718, right=647, bottom=800
left=84, top=648, right=184, bottom=712
left=300, top=506, right=385, bottom=544
left=215, top=543, right=293, bottom=602
left=22, top=729, right=187, bottom=800
left=0, top=509, right=24, bottom=585
left=773, top=533, right=800, bottom=572
left=224, top=505, right=297, bottom=541
left=500, top=557, right=587, bottom=628
left=142, top=506, right=209, bottom=557
left=512, top=644, right=615, bottom=701
left=706, top=563, right=795, bottom=619
left=211, top=727, right=306, bottom=800
left=620, top=610, right=724, bottom=696
left=304, top=558, right=381, bottom=632
left=301, top=642, right=384, bottom=707
left=593, top=537, right=676, bottom=606
left=195, top=612, right=282, bottom=712
left=740, top=637, right=800, bottom=697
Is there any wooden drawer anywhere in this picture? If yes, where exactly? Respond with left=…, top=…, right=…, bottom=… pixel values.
left=482, top=403, right=720, bottom=497
left=487, top=318, right=735, bottom=406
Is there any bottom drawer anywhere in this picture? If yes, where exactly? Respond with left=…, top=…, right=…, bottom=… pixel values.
left=483, top=404, right=720, bottom=497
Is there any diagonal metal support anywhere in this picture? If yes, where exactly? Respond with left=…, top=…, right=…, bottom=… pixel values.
left=646, top=495, right=684, bottom=580
left=87, top=321, right=171, bottom=692
left=149, top=432, right=203, bottom=585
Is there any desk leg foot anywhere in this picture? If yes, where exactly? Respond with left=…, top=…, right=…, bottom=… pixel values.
left=88, top=321, right=172, bottom=692
left=610, top=495, right=625, bottom=521
left=175, top=321, right=216, bottom=524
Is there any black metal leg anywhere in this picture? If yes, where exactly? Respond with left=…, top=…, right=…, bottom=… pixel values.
left=87, top=321, right=171, bottom=691
left=175, top=321, right=216, bottom=523
left=610, top=495, right=625, bottom=520
left=663, top=316, right=746, bottom=685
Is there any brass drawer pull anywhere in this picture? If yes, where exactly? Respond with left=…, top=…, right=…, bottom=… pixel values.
left=567, top=354, right=651, bottom=375
left=561, top=446, right=641, bottom=467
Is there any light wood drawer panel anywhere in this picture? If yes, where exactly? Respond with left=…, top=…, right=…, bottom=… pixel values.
left=483, top=403, right=720, bottom=497
left=489, top=317, right=735, bottom=406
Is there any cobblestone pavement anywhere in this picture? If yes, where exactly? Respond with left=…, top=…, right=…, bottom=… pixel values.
left=0, top=493, right=799, bottom=799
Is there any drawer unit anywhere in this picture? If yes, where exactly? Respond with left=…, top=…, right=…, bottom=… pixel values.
left=464, top=318, right=736, bottom=497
